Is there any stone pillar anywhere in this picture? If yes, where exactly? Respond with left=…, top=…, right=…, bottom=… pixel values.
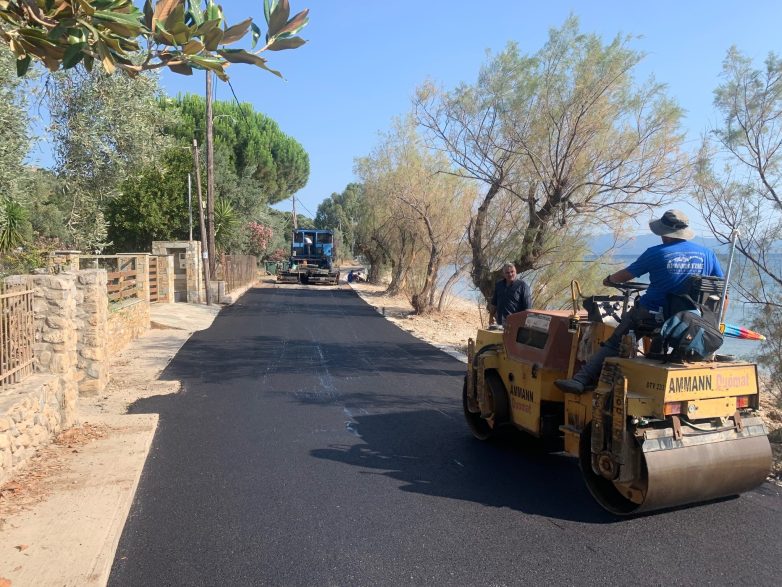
left=27, top=274, right=79, bottom=427
left=48, top=250, right=81, bottom=273
left=159, top=255, right=175, bottom=303
left=187, top=241, right=203, bottom=303
left=74, top=269, right=109, bottom=396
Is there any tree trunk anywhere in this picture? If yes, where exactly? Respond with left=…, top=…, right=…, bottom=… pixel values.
left=469, top=181, right=502, bottom=301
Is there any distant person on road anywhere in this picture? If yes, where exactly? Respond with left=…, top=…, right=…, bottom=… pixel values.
left=554, top=209, right=724, bottom=395
left=489, top=263, right=532, bottom=327
left=347, top=270, right=355, bottom=283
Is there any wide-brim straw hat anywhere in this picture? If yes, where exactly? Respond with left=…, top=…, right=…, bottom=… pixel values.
left=649, top=209, right=694, bottom=240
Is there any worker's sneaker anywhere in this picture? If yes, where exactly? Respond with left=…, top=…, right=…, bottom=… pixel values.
left=554, top=379, right=586, bottom=395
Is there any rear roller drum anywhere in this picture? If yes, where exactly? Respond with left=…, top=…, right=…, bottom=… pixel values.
left=463, top=371, right=509, bottom=441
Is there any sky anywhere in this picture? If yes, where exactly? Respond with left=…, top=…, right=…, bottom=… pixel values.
left=63, top=1, right=782, bottom=232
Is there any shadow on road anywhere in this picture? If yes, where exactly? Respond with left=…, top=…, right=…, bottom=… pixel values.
left=311, top=408, right=618, bottom=524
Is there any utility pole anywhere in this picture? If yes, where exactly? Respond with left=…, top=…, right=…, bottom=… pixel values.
left=192, top=139, right=211, bottom=305
left=187, top=173, right=193, bottom=242
left=292, top=194, right=298, bottom=229
left=205, top=70, right=216, bottom=279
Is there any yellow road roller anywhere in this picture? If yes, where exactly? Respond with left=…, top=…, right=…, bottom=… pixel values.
left=463, top=280, right=772, bottom=515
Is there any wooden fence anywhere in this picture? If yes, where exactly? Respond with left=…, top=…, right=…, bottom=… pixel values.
left=79, top=256, right=141, bottom=304
left=217, top=255, right=257, bottom=293
left=149, top=256, right=159, bottom=303
left=0, top=282, right=35, bottom=387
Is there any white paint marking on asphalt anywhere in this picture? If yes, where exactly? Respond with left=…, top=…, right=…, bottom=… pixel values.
left=343, top=407, right=361, bottom=437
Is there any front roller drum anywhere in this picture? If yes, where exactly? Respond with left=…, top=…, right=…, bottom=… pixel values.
left=580, top=418, right=772, bottom=515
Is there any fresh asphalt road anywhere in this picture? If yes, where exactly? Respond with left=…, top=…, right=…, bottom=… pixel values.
left=109, top=286, right=782, bottom=586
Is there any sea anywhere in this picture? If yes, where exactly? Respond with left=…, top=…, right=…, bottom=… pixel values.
left=446, top=256, right=772, bottom=361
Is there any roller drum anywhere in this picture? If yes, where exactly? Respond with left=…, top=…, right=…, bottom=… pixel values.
left=640, top=434, right=771, bottom=512
left=581, top=417, right=772, bottom=515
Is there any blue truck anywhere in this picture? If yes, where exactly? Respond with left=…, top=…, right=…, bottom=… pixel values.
left=276, top=229, right=340, bottom=285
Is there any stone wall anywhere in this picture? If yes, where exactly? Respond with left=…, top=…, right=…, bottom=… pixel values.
left=107, top=300, right=150, bottom=356
left=0, top=374, right=64, bottom=484
left=0, top=268, right=151, bottom=483
left=74, top=270, right=109, bottom=397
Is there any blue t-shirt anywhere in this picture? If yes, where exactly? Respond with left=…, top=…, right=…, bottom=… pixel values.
left=625, top=240, right=724, bottom=311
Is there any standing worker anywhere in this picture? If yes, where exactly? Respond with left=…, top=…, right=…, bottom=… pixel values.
left=555, top=209, right=724, bottom=395
left=489, top=263, right=532, bottom=327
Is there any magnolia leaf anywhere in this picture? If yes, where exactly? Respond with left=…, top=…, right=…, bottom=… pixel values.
left=203, top=26, right=223, bottom=51
left=267, top=35, right=305, bottom=51
left=153, top=22, right=175, bottom=45
left=96, top=42, right=115, bottom=74
left=221, top=17, right=252, bottom=45
left=143, top=0, right=154, bottom=30
left=205, top=2, right=221, bottom=24
left=250, top=22, right=261, bottom=48
left=77, top=0, right=96, bottom=17
left=267, top=0, right=290, bottom=37
left=182, top=38, right=204, bottom=55
left=218, top=48, right=265, bottom=65
left=275, top=9, right=309, bottom=38
left=96, top=20, right=136, bottom=39
left=168, top=60, right=193, bottom=75
left=16, top=55, right=31, bottom=77
left=83, top=53, right=94, bottom=72
left=169, top=20, right=191, bottom=45
left=62, top=42, right=85, bottom=69
left=263, top=0, right=276, bottom=25
left=164, top=4, right=186, bottom=31
left=153, top=0, right=180, bottom=25
left=188, top=1, right=205, bottom=27
left=195, top=19, right=220, bottom=36
left=218, top=48, right=282, bottom=77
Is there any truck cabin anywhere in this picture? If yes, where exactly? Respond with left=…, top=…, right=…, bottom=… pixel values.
left=292, top=230, right=334, bottom=263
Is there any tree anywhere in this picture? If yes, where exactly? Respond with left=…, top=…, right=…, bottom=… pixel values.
left=0, top=0, right=308, bottom=81
left=416, top=17, right=689, bottom=305
left=357, top=117, right=474, bottom=314
left=105, top=148, right=191, bottom=251
left=0, top=42, right=33, bottom=252
left=48, top=66, right=174, bottom=250
left=694, top=47, right=782, bottom=402
left=162, top=94, right=309, bottom=210
left=315, top=183, right=363, bottom=260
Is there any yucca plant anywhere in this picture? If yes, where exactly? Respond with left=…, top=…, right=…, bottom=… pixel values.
left=214, top=197, right=238, bottom=253
left=0, top=197, right=28, bottom=252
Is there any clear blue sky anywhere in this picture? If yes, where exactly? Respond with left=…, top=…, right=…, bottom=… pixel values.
left=159, top=2, right=780, bottom=228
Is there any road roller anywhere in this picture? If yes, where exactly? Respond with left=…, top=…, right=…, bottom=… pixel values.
left=463, top=280, right=772, bottom=515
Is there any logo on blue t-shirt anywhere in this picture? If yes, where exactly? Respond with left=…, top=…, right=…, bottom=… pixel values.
left=666, top=254, right=705, bottom=274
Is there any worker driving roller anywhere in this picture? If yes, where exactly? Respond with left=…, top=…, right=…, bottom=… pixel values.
left=555, top=209, right=724, bottom=395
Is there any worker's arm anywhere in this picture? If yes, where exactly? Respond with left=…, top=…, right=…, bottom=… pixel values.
left=603, top=268, right=635, bottom=287
left=488, top=306, right=496, bottom=325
